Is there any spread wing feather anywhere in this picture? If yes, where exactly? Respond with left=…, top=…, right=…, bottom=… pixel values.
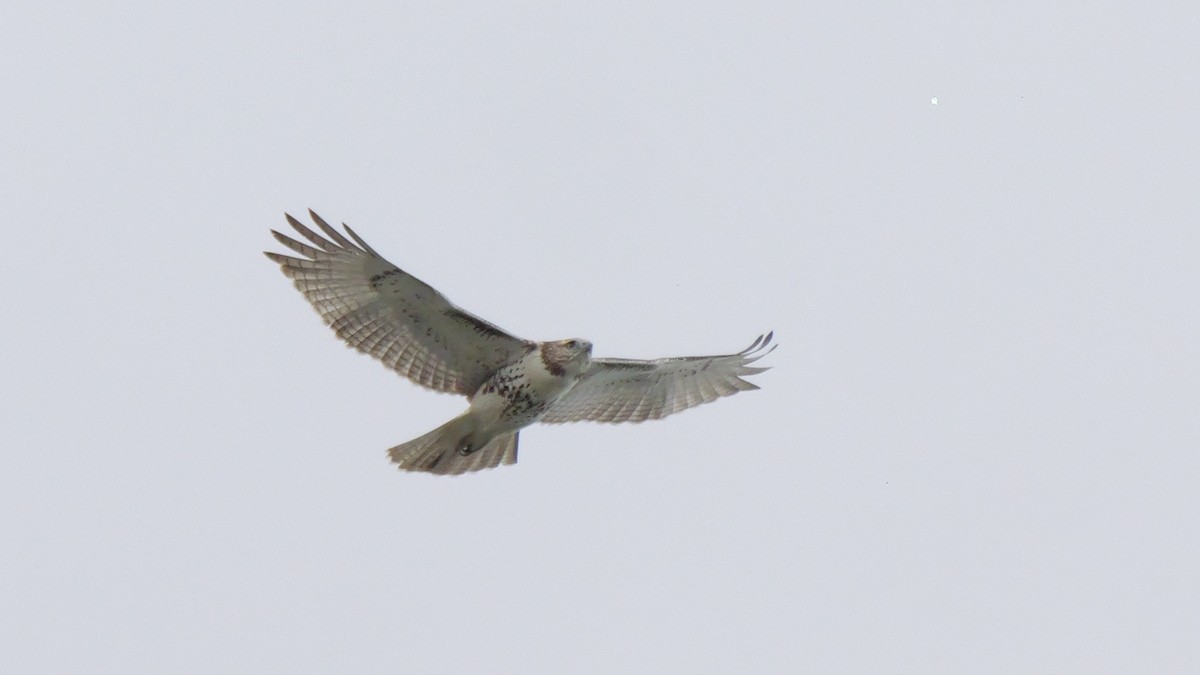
left=264, top=210, right=532, bottom=396
left=541, top=333, right=775, bottom=424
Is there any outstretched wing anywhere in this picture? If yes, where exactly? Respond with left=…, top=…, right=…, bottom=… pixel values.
left=264, top=210, right=533, bottom=396
left=541, top=333, right=775, bottom=424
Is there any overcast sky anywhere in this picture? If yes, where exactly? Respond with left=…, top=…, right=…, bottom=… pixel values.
left=2, top=2, right=1197, bottom=673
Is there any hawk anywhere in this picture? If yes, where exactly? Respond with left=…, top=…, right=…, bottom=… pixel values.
left=264, top=211, right=774, bottom=475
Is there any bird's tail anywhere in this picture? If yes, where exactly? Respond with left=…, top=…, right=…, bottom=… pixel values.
left=387, top=414, right=519, bottom=476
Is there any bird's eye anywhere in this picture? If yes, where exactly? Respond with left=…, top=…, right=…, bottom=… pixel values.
left=566, top=340, right=577, bottom=348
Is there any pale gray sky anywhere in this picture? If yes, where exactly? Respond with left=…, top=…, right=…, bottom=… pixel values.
left=2, top=2, right=1197, bottom=673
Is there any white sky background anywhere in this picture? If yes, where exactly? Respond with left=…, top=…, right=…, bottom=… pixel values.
left=2, top=2, right=1197, bottom=672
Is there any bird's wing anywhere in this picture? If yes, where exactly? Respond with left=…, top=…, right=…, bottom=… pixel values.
left=264, top=211, right=533, bottom=396
left=541, top=333, right=775, bottom=424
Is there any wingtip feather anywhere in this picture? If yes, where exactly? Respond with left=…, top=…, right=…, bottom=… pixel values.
left=284, top=212, right=306, bottom=231
left=739, top=331, right=776, bottom=356
left=342, top=223, right=378, bottom=255
left=307, top=209, right=358, bottom=250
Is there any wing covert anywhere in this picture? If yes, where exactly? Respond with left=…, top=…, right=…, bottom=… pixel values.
left=264, top=210, right=532, bottom=396
left=541, top=332, right=775, bottom=424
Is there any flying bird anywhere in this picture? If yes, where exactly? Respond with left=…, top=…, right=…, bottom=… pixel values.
left=264, top=211, right=774, bottom=475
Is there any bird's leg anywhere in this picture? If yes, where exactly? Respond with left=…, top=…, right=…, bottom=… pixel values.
left=456, top=438, right=478, bottom=457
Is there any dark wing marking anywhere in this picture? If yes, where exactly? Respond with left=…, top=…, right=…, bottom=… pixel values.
left=264, top=210, right=533, bottom=396
left=541, top=332, right=775, bottom=424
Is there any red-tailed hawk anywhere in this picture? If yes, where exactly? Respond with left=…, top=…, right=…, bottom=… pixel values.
left=265, top=211, right=775, bottom=475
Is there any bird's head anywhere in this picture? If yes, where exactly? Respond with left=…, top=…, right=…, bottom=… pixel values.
left=560, top=338, right=593, bottom=357
left=541, top=338, right=592, bottom=377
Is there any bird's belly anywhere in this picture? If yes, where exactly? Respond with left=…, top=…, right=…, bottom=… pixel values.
left=470, top=367, right=576, bottom=433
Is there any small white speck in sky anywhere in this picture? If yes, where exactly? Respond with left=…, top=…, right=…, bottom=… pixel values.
left=931, top=97, right=938, bottom=105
